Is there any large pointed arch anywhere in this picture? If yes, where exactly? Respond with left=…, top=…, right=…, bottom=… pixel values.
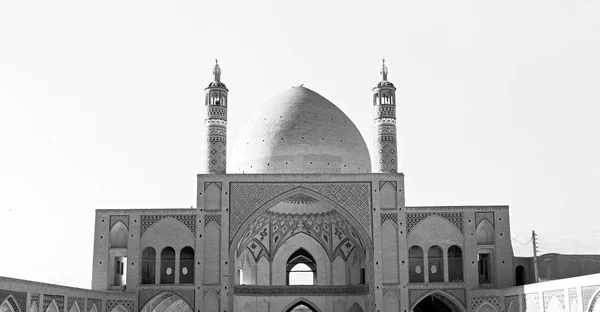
left=410, top=290, right=467, bottom=312
left=1, top=300, right=15, bottom=312
left=109, top=221, right=128, bottom=248
left=282, top=298, right=322, bottom=312
left=140, top=292, right=193, bottom=312
left=348, top=302, right=365, bottom=312
left=0, top=296, right=20, bottom=312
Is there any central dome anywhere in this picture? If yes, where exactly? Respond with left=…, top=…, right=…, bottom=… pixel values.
left=230, top=86, right=371, bottom=174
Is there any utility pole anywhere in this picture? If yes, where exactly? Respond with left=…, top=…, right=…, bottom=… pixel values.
left=532, top=230, right=540, bottom=283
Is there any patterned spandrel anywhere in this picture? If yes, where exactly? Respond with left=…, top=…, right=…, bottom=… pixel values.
left=205, top=214, right=221, bottom=227
left=583, top=285, right=600, bottom=312
left=109, top=215, right=129, bottom=229
left=569, top=288, right=579, bottom=312
left=471, top=296, right=501, bottom=312
left=138, top=290, right=194, bottom=311
left=525, top=293, right=542, bottom=312
left=30, top=294, right=40, bottom=312
left=86, top=299, right=102, bottom=312
left=229, top=182, right=372, bottom=241
left=475, top=212, right=494, bottom=228
left=406, top=212, right=464, bottom=234
left=105, top=300, right=134, bottom=312
left=0, top=291, right=27, bottom=312
left=381, top=212, right=398, bottom=225
left=43, top=295, right=64, bottom=312
left=140, top=214, right=196, bottom=236
left=543, top=290, right=565, bottom=310
left=505, top=295, right=520, bottom=312
left=68, top=297, right=85, bottom=312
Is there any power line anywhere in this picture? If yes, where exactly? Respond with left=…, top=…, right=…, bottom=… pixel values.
left=512, top=236, right=533, bottom=245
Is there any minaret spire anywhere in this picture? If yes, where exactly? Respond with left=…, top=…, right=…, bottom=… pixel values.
left=202, top=60, right=229, bottom=174
left=372, top=60, right=398, bottom=173
left=213, top=59, right=221, bottom=82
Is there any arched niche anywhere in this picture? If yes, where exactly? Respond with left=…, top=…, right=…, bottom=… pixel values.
left=1, top=300, right=15, bottom=312
left=140, top=292, right=192, bottom=312
left=476, top=303, right=497, bottom=312
left=547, top=296, right=564, bottom=312
left=476, top=220, right=494, bottom=245
left=379, top=182, right=397, bottom=209
left=507, top=302, right=518, bottom=312
left=282, top=298, right=322, bottom=312
left=109, top=221, right=128, bottom=248
left=515, top=265, right=526, bottom=286
left=347, top=249, right=365, bottom=285
left=448, top=245, right=464, bottom=282
left=45, top=301, right=59, bottom=312
left=408, top=215, right=462, bottom=248
left=272, top=233, right=330, bottom=285
left=381, top=219, right=398, bottom=284
left=109, top=306, right=127, bottom=312
left=180, top=246, right=194, bottom=284
left=347, top=302, right=365, bottom=312
left=428, top=245, right=444, bottom=282
left=408, top=245, right=424, bottom=283
left=29, top=302, right=37, bottom=312
left=204, top=222, right=221, bottom=284
left=160, top=247, right=175, bottom=284
left=256, top=256, right=270, bottom=285
left=332, top=255, right=346, bottom=285
left=141, top=247, right=156, bottom=284
left=383, top=291, right=400, bottom=312
left=526, top=297, right=540, bottom=312
left=412, top=292, right=466, bottom=312
left=141, top=217, right=194, bottom=251
left=69, top=303, right=80, bottom=312
left=203, top=292, right=219, bottom=312
left=89, top=304, right=98, bottom=312
left=204, top=183, right=222, bottom=211
left=238, top=248, right=257, bottom=285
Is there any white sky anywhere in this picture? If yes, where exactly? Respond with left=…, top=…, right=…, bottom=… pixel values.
left=1, top=1, right=599, bottom=288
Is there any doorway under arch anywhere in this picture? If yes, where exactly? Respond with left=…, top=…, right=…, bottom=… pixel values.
left=413, top=294, right=463, bottom=312
left=140, top=292, right=193, bottom=312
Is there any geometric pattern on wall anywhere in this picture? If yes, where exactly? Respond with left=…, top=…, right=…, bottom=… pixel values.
left=138, top=290, right=194, bottom=311
left=381, top=212, right=398, bottom=225
left=406, top=212, right=464, bottom=235
left=86, top=299, right=102, bottom=312
left=408, top=289, right=466, bottom=308
left=68, top=297, right=85, bottom=312
left=43, top=295, right=64, bottom=312
left=105, top=300, right=134, bottom=312
left=569, top=288, right=579, bottom=311
left=140, top=214, right=196, bottom=236
left=505, top=295, right=520, bottom=312
left=109, top=215, right=129, bottom=230
left=229, top=182, right=372, bottom=241
left=204, top=214, right=221, bottom=227
left=471, top=296, right=501, bottom=312
left=583, top=285, right=600, bottom=312
left=237, top=209, right=362, bottom=262
left=373, top=136, right=397, bottom=173
left=589, top=291, right=600, bottom=312
left=543, top=290, right=565, bottom=311
left=525, top=293, right=542, bottom=312
left=475, top=212, right=494, bottom=228
left=30, top=294, right=40, bottom=312
left=204, top=138, right=226, bottom=174
left=0, top=291, right=26, bottom=312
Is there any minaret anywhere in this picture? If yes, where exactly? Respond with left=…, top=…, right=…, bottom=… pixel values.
left=202, top=60, right=228, bottom=173
left=372, top=59, right=398, bottom=173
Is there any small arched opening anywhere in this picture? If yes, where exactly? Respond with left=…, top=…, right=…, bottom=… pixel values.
left=286, top=248, right=316, bottom=285
left=428, top=245, right=444, bottom=282
left=141, top=247, right=156, bottom=284
left=476, top=220, right=495, bottom=245
left=515, top=265, right=526, bottom=286
left=180, top=246, right=194, bottom=284
left=160, top=247, right=175, bottom=284
left=409, top=246, right=424, bottom=283
left=448, top=245, right=464, bottom=282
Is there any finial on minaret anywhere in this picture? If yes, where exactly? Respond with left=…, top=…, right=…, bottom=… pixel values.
left=380, top=58, right=388, bottom=82
left=213, top=59, right=221, bottom=82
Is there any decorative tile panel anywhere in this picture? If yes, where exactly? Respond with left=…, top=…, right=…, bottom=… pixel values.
left=86, top=299, right=102, bottom=312
left=589, top=291, right=600, bottom=312
left=471, top=296, right=501, bottom=312
left=505, top=295, right=520, bottom=312
left=109, top=215, right=129, bottom=230
left=544, top=290, right=565, bottom=311
left=569, top=288, right=579, bottom=312
left=583, top=285, right=600, bottom=312
left=234, top=285, right=369, bottom=296
left=381, top=213, right=398, bottom=225
left=105, top=300, right=133, bottom=312
left=43, top=295, right=64, bottom=312
left=205, top=214, right=221, bottom=227
left=68, top=297, right=85, bottom=312
left=140, top=214, right=196, bottom=236
left=406, top=212, right=463, bottom=234
left=475, top=212, right=494, bottom=228
left=30, top=294, right=40, bottom=312
left=0, top=291, right=26, bottom=312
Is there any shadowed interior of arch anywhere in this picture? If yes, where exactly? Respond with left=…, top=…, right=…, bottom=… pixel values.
left=413, top=294, right=462, bottom=312
left=285, top=301, right=319, bottom=312
left=140, top=292, right=192, bottom=312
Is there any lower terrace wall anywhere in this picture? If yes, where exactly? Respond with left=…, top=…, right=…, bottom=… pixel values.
left=0, top=277, right=135, bottom=312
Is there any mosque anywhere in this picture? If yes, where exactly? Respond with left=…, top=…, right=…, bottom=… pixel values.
left=1, top=61, right=600, bottom=312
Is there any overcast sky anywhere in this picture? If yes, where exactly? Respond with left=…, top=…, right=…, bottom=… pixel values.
left=1, top=1, right=599, bottom=288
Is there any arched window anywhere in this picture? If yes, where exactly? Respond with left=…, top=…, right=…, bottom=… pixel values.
left=141, top=247, right=156, bottom=284
left=160, top=247, right=175, bottom=284
left=448, top=245, right=464, bottom=282
left=180, top=247, right=194, bottom=284
left=109, top=221, right=128, bottom=248
left=515, top=265, right=526, bottom=286
left=428, top=245, right=444, bottom=282
left=476, top=220, right=495, bottom=245
left=286, top=249, right=316, bottom=285
left=409, top=246, right=424, bottom=283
